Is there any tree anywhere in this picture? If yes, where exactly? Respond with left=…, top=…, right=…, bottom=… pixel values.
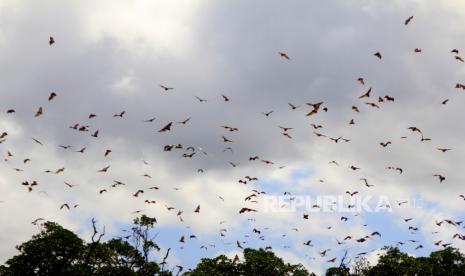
left=131, top=215, right=160, bottom=264
left=86, top=238, right=164, bottom=275
left=361, top=247, right=433, bottom=276
left=428, top=247, right=465, bottom=276
left=185, top=255, right=239, bottom=276
left=3, top=221, right=465, bottom=276
left=186, top=248, right=314, bottom=276
left=325, top=267, right=350, bottom=276
left=0, top=219, right=170, bottom=276
left=0, top=222, right=84, bottom=276
left=241, top=248, right=311, bottom=275
left=351, top=257, right=370, bottom=276
left=364, top=246, right=465, bottom=276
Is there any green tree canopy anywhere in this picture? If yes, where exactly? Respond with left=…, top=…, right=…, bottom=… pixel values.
left=186, top=248, right=314, bottom=276
left=0, top=221, right=85, bottom=275
left=326, top=246, right=465, bottom=276
left=2, top=221, right=465, bottom=276
left=0, top=218, right=169, bottom=276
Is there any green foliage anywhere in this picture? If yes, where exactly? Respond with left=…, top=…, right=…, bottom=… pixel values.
left=134, top=215, right=157, bottom=228
left=2, top=221, right=465, bottom=276
left=366, top=247, right=421, bottom=276
left=325, top=266, right=350, bottom=276
left=241, top=248, right=311, bottom=276
left=87, top=239, right=162, bottom=275
left=327, top=246, right=465, bottom=276
left=0, top=219, right=168, bottom=276
left=185, top=255, right=239, bottom=276
left=186, top=248, right=314, bottom=276
left=131, top=215, right=161, bottom=264
left=428, top=247, right=465, bottom=276
left=0, top=222, right=85, bottom=276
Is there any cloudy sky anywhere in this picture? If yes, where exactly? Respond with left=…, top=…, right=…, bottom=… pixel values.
left=1, top=0, right=465, bottom=274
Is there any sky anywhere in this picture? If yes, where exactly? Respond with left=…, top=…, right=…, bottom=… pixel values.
left=1, top=0, right=465, bottom=274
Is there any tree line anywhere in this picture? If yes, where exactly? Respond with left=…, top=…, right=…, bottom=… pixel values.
left=1, top=216, right=464, bottom=275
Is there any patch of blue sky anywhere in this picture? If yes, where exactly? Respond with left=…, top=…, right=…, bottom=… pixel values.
left=361, top=209, right=434, bottom=257
left=256, top=167, right=316, bottom=195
